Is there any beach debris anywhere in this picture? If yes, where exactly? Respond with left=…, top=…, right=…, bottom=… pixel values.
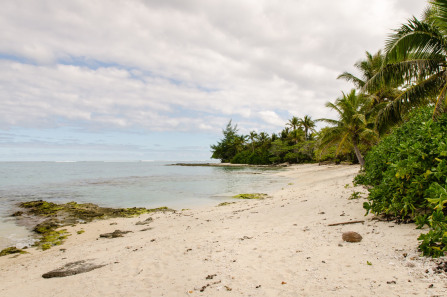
left=99, top=230, right=132, bottom=239
left=42, top=260, right=106, bottom=278
left=206, top=274, right=217, bottom=280
left=217, top=202, right=236, bottom=207
left=224, top=286, right=232, bottom=291
left=328, top=220, right=365, bottom=226
left=140, top=227, right=153, bottom=232
left=434, top=260, right=447, bottom=273
left=281, top=281, right=287, bottom=285
left=386, top=280, right=396, bottom=284
left=0, top=247, right=28, bottom=257
left=342, top=231, right=363, bottom=242
left=232, top=193, right=268, bottom=199
left=239, top=236, right=253, bottom=240
left=135, top=217, right=153, bottom=225
left=110, top=222, right=118, bottom=225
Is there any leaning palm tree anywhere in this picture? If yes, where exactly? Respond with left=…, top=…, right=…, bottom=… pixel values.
left=298, top=115, right=316, bottom=140
left=365, top=0, right=447, bottom=131
left=318, top=89, right=377, bottom=167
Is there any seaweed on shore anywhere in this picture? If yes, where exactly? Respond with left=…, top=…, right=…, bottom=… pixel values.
left=0, top=247, right=28, bottom=257
left=7, top=200, right=174, bottom=252
left=232, top=193, right=268, bottom=199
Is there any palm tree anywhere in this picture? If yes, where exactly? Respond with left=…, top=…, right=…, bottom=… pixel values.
left=339, top=50, right=400, bottom=106
left=257, top=132, right=270, bottom=146
left=248, top=131, right=258, bottom=153
left=280, top=127, right=290, bottom=140
left=298, top=115, right=316, bottom=140
left=365, top=0, right=447, bottom=130
left=338, top=50, right=385, bottom=89
left=286, top=116, right=300, bottom=131
left=317, top=89, right=377, bottom=167
left=288, top=128, right=305, bottom=145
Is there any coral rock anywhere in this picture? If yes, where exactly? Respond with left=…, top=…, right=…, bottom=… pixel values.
left=342, top=231, right=362, bottom=242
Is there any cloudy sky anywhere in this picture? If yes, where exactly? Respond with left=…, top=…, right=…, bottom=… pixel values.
left=0, top=0, right=427, bottom=161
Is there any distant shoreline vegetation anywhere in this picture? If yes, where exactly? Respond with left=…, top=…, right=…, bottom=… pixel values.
left=210, top=117, right=361, bottom=166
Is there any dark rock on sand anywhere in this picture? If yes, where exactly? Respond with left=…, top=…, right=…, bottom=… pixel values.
left=99, top=230, right=132, bottom=239
left=42, top=260, right=106, bottom=278
left=342, top=231, right=362, bottom=242
left=135, top=217, right=153, bottom=225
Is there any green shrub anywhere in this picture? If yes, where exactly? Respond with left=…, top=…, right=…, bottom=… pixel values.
left=356, top=106, right=447, bottom=256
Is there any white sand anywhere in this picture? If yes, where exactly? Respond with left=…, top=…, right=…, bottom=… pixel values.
left=0, top=164, right=446, bottom=296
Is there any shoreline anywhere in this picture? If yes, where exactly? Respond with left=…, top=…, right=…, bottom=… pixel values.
left=0, top=164, right=445, bottom=296
left=169, top=162, right=291, bottom=167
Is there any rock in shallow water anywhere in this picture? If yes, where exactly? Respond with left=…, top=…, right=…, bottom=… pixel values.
left=342, top=231, right=362, bottom=242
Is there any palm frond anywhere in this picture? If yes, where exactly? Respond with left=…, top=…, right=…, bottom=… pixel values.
left=337, top=72, right=365, bottom=88
left=431, top=0, right=447, bottom=35
left=316, top=118, right=339, bottom=126
left=385, top=17, right=445, bottom=63
left=375, top=73, right=444, bottom=133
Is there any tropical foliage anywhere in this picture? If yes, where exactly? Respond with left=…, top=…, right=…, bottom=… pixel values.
left=356, top=107, right=447, bottom=256
left=318, top=89, right=378, bottom=167
left=364, top=0, right=447, bottom=133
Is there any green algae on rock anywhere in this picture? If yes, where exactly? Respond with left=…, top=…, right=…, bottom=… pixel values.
left=0, top=247, right=28, bottom=257
left=232, top=193, right=269, bottom=199
left=18, top=200, right=173, bottom=222
left=12, top=200, right=174, bottom=251
left=38, top=229, right=70, bottom=250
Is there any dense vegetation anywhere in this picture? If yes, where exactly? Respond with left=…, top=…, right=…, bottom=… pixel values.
left=356, top=107, right=447, bottom=256
left=210, top=118, right=318, bottom=165
left=211, top=0, right=447, bottom=257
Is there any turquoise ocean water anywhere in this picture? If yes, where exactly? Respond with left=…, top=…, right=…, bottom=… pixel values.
left=0, top=161, right=288, bottom=249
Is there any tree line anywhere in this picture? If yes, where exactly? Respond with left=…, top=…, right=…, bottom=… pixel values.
left=210, top=116, right=320, bottom=165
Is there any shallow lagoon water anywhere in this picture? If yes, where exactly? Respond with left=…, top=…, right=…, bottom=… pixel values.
left=0, top=161, right=288, bottom=249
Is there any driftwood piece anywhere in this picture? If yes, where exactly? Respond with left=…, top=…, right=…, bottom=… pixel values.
left=328, top=220, right=365, bottom=227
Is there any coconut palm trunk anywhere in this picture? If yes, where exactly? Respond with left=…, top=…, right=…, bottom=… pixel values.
left=352, top=138, right=365, bottom=167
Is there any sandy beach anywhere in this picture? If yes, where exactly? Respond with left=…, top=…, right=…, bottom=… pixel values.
left=0, top=164, right=446, bottom=296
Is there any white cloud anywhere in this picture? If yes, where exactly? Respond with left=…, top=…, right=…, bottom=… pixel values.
left=258, top=111, right=285, bottom=127
left=0, top=0, right=427, bottom=135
